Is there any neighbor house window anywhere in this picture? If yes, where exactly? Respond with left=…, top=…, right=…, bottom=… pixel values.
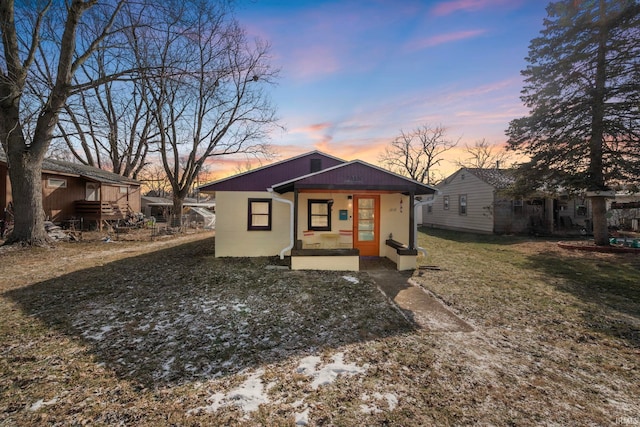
left=459, top=194, right=467, bottom=215
left=86, top=182, right=100, bottom=201
left=47, top=178, right=67, bottom=188
left=513, top=197, right=524, bottom=215
left=427, top=204, right=433, bottom=214
left=443, top=196, right=450, bottom=210
left=308, top=199, right=331, bottom=231
left=248, top=199, right=272, bottom=230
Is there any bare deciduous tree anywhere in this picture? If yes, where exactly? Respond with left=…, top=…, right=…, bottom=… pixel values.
left=53, top=69, right=154, bottom=179
left=0, top=0, right=128, bottom=245
left=379, top=124, right=458, bottom=184
left=50, top=4, right=155, bottom=179
left=137, top=163, right=172, bottom=197
left=141, top=0, right=279, bottom=225
left=457, top=138, right=512, bottom=169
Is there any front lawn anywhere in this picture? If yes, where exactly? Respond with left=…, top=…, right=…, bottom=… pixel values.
left=0, top=229, right=638, bottom=426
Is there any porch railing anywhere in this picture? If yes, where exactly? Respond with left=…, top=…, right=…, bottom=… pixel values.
left=74, top=200, right=129, bottom=220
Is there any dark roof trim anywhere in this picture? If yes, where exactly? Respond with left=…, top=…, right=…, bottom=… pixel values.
left=278, top=183, right=430, bottom=194
left=199, top=150, right=345, bottom=188
left=271, top=160, right=437, bottom=195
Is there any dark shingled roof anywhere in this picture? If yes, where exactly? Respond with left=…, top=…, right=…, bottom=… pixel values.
left=462, top=168, right=515, bottom=190
left=42, top=158, right=141, bottom=185
left=200, top=151, right=437, bottom=195
left=199, top=151, right=345, bottom=192
left=1, top=152, right=140, bottom=186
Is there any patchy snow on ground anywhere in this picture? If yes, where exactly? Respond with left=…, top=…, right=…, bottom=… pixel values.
left=360, top=392, right=398, bottom=414
left=342, top=275, right=360, bottom=284
left=186, top=352, right=369, bottom=421
left=28, top=397, right=59, bottom=412
left=188, top=368, right=271, bottom=416
left=64, top=257, right=408, bottom=393
left=297, top=352, right=368, bottom=390
left=56, top=255, right=413, bottom=424
left=294, top=407, right=310, bottom=425
left=296, top=355, right=322, bottom=376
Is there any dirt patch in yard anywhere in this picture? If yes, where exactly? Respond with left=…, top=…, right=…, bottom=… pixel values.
left=1, top=229, right=639, bottom=426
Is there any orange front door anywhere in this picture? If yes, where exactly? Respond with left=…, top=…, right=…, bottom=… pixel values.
left=353, top=195, right=380, bottom=256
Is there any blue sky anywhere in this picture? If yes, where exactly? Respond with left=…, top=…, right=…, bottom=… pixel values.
left=221, top=0, right=548, bottom=178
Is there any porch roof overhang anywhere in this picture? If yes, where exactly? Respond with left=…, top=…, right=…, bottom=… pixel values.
left=270, top=160, right=437, bottom=195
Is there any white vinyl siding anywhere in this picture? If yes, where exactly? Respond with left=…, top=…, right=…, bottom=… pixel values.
left=423, top=169, right=495, bottom=233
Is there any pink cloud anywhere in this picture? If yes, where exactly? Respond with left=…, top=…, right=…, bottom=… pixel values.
left=287, top=45, right=342, bottom=80
left=303, top=122, right=332, bottom=133
left=431, top=0, right=514, bottom=17
left=406, top=29, right=487, bottom=51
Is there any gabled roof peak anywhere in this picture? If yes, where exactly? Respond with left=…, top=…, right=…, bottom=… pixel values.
left=446, top=167, right=514, bottom=189
left=199, top=150, right=346, bottom=192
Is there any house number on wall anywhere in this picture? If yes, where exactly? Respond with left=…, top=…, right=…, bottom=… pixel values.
left=345, top=175, right=363, bottom=183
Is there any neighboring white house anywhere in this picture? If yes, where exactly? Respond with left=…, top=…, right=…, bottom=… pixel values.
left=423, top=167, right=592, bottom=235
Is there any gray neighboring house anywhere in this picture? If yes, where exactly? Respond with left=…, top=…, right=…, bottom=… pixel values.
left=422, top=167, right=592, bottom=235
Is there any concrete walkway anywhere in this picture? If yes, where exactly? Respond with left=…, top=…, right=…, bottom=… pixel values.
left=363, top=259, right=473, bottom=332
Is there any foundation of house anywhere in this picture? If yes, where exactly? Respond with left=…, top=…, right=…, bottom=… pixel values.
left=290, top=245, right=418, bottom=272
left=290, top=248, right=360, bottom=271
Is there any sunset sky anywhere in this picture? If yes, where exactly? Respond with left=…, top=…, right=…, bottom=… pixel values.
left=209, top=0, right=548, bottom=181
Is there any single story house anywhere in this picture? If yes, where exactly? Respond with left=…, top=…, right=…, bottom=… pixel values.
left=422, top=167, right=592, bottom=235
left=1, top=153, right=141, bottom=229
left=199, top=151, right=437, bottom=271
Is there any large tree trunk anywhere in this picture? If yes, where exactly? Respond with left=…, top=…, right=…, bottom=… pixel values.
left=591, top=196, right=609, bottom=246
left=5, top=153, right=49, bottom=245
left=590, top=0, right=610, bottom=246
left=172, top=195, right=185, bottom=228
left=1, top=0, right=126, bottom=247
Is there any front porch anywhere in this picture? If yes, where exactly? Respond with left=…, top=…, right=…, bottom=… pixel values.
left=269, top=159, right=437, bottom=272
left=290, top=238, right=419, bottom=272
left=74, top=200, right=131, bottom=230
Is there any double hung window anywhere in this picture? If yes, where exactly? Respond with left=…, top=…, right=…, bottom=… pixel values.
left=308, top=199, right=331, bottom=231
left=248, top=199, right=272, bottom=230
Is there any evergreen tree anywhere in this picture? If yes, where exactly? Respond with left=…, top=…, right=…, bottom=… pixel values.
left=506, top=0, right=640, bottom=245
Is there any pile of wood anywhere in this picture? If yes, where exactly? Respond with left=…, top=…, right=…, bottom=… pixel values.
left=44, top=221, right=80, bottom=241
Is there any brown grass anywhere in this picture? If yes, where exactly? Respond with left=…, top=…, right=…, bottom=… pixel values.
left=0, top=229, right=638, bottom=426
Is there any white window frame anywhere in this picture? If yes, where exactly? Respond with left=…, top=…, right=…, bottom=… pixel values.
left=459, top=194, right=467, bottom=215
left=47, top=178, right=67, bottom=189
